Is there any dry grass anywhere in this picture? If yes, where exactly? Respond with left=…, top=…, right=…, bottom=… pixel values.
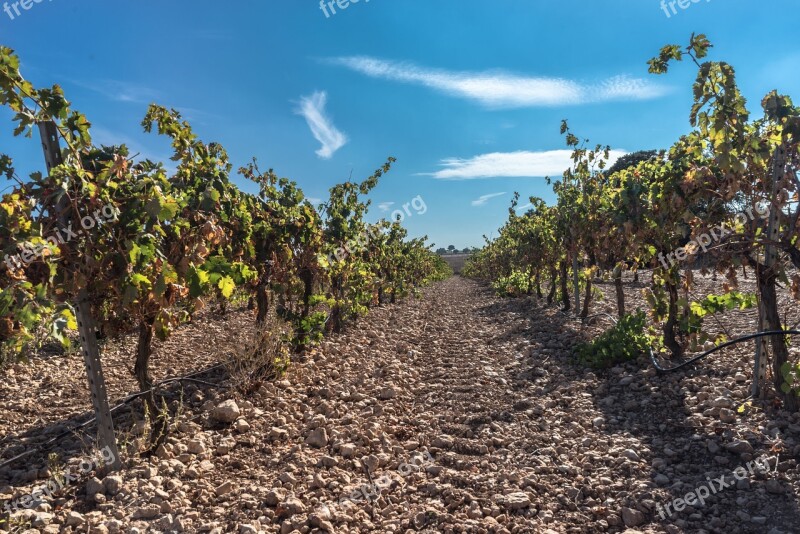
left=225, top=313, right=292, bottom=395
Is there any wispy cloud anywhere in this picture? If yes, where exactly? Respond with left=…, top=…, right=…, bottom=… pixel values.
left=378, top=202, right=395, bottom=212
left=422, top=149, right=627, bottom=180
left=328, top=57, right=669, bottom=108
left=471, top=192, right=507, bottom=207
left=67, top=78, right=160, bottom=104
left=91, top=126, right=167, bottom=162
left=65, top=76, right=221, bottom=125
left=91, top=126, right=176, bottom=175
left=295, top=91, right=348, bottom=159
left=516, top=202, right=533, bottom=212
left=173, top=106, right=222, bottom=125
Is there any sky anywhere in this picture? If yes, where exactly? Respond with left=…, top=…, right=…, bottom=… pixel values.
left=0, top=0, right=798, bottom=249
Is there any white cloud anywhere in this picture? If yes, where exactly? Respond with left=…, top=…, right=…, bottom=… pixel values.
left=295, top=91, right=348, bottom=159
left=91, top=126, right=176, bottom=175
left=471, top=192, right=507, bottom=207
left=516, top=202, right=533, bottom=212
left=67, top=78, right=160, bottom=104
left=91, top=126, right=168, bottom=163
left=329, top=57, right=669, bottom=108
left=422, top=149, right=627, bottom=180
left=378, top=202, right=395, bottom=212
left=173, top=106, right=222, bottom=125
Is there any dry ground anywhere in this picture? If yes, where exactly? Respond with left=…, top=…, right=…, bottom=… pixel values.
left=1, top=274, right=799, bottom=533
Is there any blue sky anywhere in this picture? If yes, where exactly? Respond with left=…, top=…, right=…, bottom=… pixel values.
left=1, top=0, right=798, bottom=249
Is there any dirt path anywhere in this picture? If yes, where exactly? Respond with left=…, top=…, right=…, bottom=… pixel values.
left=2, top=276, right=799, bottom=533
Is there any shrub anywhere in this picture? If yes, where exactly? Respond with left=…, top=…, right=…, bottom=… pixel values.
left=575, top=311, right=651, bottom=368
left=227, top=313, right=292, bottom=394
left=491, top=270, right=531, bottom=297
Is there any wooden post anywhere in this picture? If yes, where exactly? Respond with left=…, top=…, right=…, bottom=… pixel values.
left=37, top=121, right=121, bottom=472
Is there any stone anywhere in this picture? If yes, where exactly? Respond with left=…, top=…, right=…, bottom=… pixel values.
left=132, top=505, right=161, bottom=519
left=378, top=387, right=396, bottom=400
left=103, top=475, right=123, bottom=497
left=65, top=511, right=85, bottom=527
left=211, top=400, right=241, bottom=423
left=621, top=507, right=645, bottom=527
left=276, top=497, right=306, bottom=518
left=187, top=439, right=206, bottom=454
left=305, top=427, right=329, bottom=448
left=340, top=443, right=357, bottom=458
left=719, top=408, right=737, bottom=423
left=234, top=418, right=250, bottom=433
left=269, top=427, right=288, bottom=441
left=497, top=492, right=530, bottom=510
left=765, top=479, right=784, bottom=494
left=265, top=489, right=286, bottom=507
left=86, top=476, right=105, bottom=497
left=513, top=399, right=534, bottom=411
left=215, top=481, right=234, bottom=497
left=725, top=440, right=754, bottom=454
left=621, top=449, right=640, bottom=461
left=31, top=512, right=54, bottom=527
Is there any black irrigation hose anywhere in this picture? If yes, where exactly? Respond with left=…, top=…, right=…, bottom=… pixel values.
left=650, top=330, right=800, bottom=373
left=0, top=366, right=229, bottom=471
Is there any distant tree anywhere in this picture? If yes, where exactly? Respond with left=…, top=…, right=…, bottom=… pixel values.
left=607, top=150, right=661, bottom=175
left=447, top=245, right=456, bottom=253
left=436, top=247, right=447, bottom=255
left=462, top=248, right=471, bottom=254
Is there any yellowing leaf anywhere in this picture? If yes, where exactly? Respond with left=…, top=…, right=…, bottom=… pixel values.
left=218, top=276, right=235, bottom=298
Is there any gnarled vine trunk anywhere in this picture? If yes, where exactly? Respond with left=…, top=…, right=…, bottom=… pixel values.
left=134, top=316, right=169, bottom=451
left=559, top=260, right=570, bottom=311
left=614, top=265, right=625, bottom=318
left=546, top=267, right=557, bottom=305
left=535, top=271, right=543, bottom=299
left=663, top=277, right=682, bottom=357
left=255, top=283, right=270, bottom=324
left=580, top=276, right=592, bottom=318
left=299, top=268, right=314, bottom=320
left=758, top=264, right=798, bottom=411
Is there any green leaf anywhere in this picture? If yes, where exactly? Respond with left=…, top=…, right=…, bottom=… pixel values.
left=129, top=273, right=152, bottom=290
left=187, top=266, right=210, bottom=298
left=218, top=276, right=235, bottom=299
left=158, top=200, right=180, bottom=221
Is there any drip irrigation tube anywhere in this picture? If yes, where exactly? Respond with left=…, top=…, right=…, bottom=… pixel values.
left=650, top=330, right=800, bottom=373
left=0, top=364, right=229, bottom=471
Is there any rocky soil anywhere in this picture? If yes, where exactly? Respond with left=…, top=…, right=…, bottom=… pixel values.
left=1, top=274, right=800, bottom=533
